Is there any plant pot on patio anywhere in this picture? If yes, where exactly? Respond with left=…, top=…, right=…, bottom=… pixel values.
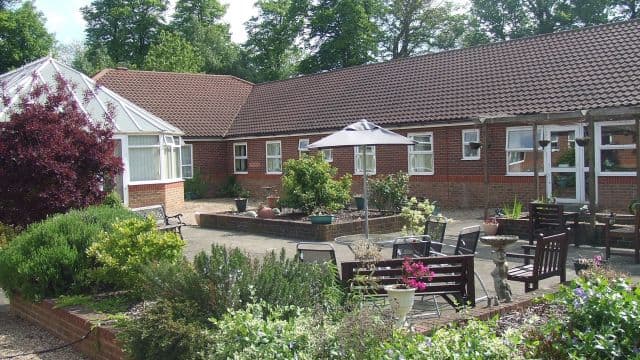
left=235, top=198, right=248, bottom=212
left=355, top=196, right=365, bottom=210
left=309, top=214, right=333, bottom=224
left=384, top=285, right=416, bottom=327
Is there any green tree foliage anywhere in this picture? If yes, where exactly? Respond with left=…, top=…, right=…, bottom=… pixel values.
left=378, top=0, right=465, bottom=59
left=299, top=0, right=382, bottom=73
left=243, top=0, right=309, bottom=82
left=71, top=43, right=115, bottom=77
left=171, top=0, right=239, bottom=74
left=0, top=1, right=54, bottom=73
left=280, top=154, right=352, bottom=214
left=82, top=0, right=168, bottom=68
left=143, top=30, right=204, bottom=72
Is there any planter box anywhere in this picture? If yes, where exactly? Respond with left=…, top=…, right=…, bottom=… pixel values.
left=199, top=212, right=404, bottom=242
left=309, top=215, right=333, bottom=224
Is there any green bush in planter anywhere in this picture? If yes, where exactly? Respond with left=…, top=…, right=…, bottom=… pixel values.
left=0, top=205, right=137, bottom=300
left=368, top=171, right=409, bottom=213
left=280, top=154, right=351, bottom=215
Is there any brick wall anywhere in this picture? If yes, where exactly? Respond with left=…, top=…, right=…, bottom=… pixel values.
left=128, top=180, right=184, bottom=214
left=196, top=122, right=635, bottom=211
left=10, top=296, right=124, bottom=360
left=188, top=140, right=228, bottom=196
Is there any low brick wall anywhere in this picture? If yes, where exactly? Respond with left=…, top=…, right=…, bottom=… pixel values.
left=10, top=296, right=124, bottom=360
left=199, top=213, right=404, bottom=241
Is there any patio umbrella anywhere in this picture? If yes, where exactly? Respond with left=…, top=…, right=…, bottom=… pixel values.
left=308, top=119, right=415, bottom=240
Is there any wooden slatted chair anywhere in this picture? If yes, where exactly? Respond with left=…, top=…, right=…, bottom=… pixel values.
left=507, top=232, right=569, bottom=292
left=528, top=203, right=569, bottom=245
left=604, top=210, right=640, bottom=264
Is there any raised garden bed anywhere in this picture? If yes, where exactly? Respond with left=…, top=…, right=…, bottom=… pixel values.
left=198, top=210, right=404, bottom=242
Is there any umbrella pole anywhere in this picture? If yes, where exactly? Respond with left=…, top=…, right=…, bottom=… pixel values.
left=363, top=146, right=369, bottom=240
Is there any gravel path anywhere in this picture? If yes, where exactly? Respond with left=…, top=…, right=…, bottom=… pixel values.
left=0, top=290, right=86, bottom=360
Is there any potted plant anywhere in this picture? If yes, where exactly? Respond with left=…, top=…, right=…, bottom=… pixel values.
left=385, top=257, right=435, bottom=327
left=482, top=217, right=499, bottom=236
left=354, top=195, right=365, bottom=210
left=573, top=254, right=606, bottom=275
left=308, top=207, right=334, bottom=224
left=234, top=189, right=250, bottom=212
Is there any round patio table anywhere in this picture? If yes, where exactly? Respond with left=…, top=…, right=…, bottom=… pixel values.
left=480, top=235, right=519, bottom=303
left=334, top=233, right=398, bottom=247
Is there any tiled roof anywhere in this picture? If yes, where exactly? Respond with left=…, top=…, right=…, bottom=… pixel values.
left=228, top=20, right=640, bottom=137
left=94, top=70, right=253, bottom=137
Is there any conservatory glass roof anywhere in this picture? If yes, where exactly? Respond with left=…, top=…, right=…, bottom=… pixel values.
left=0, top=57, right=183, bottom=135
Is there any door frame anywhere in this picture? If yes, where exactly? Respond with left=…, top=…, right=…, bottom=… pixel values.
left=544, top=125, right=587, bottom=203
left=113, top=135, right=129, bottom=206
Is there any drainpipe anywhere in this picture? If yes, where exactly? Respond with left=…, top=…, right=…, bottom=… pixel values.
left=533, top=122, right=539, bottom=200
left=636, top=115, right=640, bottom=202
left=586, top=112, right=596, bottom=228
left=482, top=119, right=489, bottom=220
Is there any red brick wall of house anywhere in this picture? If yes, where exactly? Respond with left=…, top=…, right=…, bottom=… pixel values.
left=188, top=140, right=229, bottom=196
left=192, top=123, right=634, bottom=211
left=128, top=180, right=184, bottom=214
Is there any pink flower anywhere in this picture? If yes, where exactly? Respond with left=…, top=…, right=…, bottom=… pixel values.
left=401, top=257, right=435, bottom=290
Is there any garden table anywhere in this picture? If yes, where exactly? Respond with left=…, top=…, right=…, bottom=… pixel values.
left=334, top=233, right=397, bottom=258
left=480, top=235, right=519, bottom=303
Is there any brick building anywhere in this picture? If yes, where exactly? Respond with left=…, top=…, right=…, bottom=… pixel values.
left=96, top=20, right=640, bottom=210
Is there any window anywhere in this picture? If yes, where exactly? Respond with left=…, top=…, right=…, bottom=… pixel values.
left=598, top=122, right=636, bottom=174
left=506, top=127, right=543, bottom=175
left=408, top=133, right=434, bottom=175
left=181, top=144, right=193, bottom=178
left=321, top=149, right=333, bottom=162
left=354, top=146, right=376, bottom=174
left=266, top=141, right=282, bottom=174
left=298, top=139, right=309, bottom=158
left=462, top=129, right=480, bottom=160
left=234, top=142, right=248, bottom=173
left=128, top=135, right=182, bottom=182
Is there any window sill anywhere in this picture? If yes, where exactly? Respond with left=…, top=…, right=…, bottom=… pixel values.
left=266, top=172, right=282, bottom=175
left=129, top=179, right=185, bottom=185
left=598, top=172, right=637, bottom=177
left=234, top=171, right=248, bottom=175
left=461, top=158, right=480, bottom=161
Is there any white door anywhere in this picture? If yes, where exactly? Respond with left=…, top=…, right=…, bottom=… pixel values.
left=545, top=125, right=587, bottom=203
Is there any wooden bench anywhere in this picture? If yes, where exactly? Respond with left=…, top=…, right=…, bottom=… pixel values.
left=340, top=255, right=476, bottom=309
left=604, top=210, right=640, bottom=264
left=131, top=205, right=185, bottom=239
left=507, top=232, right=568, bottom=292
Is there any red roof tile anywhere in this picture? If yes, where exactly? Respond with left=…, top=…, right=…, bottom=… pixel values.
left=228, top=20, right=640, bottom=137
left=94, top=70, right=253, bottom=137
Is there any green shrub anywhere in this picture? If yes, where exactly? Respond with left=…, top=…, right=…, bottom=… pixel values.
left=400, top=197, right=436, bottom=235
left=118, top=300, right=208, bottom=360
left=368, top=172, right=409, bottom=212
left=0, top=205, right=136, bottom=300
left=184, top=170, right=208, bottom=199
left=0, top=223, right=17, bottom=248
left=530, top=274, right=640, bottom=359
left=280, top=154, right=352, bottom=214
left=218, top=175, right=243, bottom=197
left=502, top=196, right=523, bottom=219
left=87, top=217, right=185, bottom=290
left=102, top=191, right=123, bottom=208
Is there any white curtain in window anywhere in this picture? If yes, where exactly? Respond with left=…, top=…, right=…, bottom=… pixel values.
left=130, top=147, right=160, bottom=181
left=181, top=145, right=193, bottom=178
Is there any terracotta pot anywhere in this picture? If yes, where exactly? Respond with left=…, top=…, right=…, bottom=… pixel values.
left=384, top=285, right=416, bottom=327
left=258, top=206, right=275, bottom=219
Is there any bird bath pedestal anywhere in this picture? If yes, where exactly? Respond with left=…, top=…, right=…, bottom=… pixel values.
left=480, top=235, right=519, bottom=303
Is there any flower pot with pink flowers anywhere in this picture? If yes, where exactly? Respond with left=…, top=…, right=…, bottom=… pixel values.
left=384, top=257, right=435, bottom=327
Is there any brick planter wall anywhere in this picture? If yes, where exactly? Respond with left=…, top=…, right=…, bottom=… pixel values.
left=10, top=295, right=124, bottom=360
left=128, top=180, right=184, bottom=214
left=199, top=213, right=404, bottom=241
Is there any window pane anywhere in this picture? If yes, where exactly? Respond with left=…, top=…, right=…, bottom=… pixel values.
left=601, top=125, right=636, bottom=146
left=182, top=165, right=193, bottom=178
left=413, top=143, right=431, bottom=152
left=298, top=139, right=309, bottom=151
left=507, top=151, right=543, bottom=173
left=322, top=149, right=333, bottom=162
left=463, top=131, right=478, bottom=142
left=411, top=154, right=433, bottom=172
left=129, top=135, right=159, bottom=146
left=463, top=144, right=479, bottom=158
left=601, top=149, right=636, bottom=172
left=181, top=145, right=192, bottom=165
left=235, top=144, right=246, bottom=157
left=130, top=147, right=160, bottom=181
left=267, top=158, right=281, bottom=172
left=507, top=130, right=532, bottom=149
left=267, top=142, right=281, bottom=156
left=235, top=159, right=247, bottom=172
left=173, top=147, right=180, bottom=178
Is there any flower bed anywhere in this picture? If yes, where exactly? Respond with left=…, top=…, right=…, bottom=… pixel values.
left=198, top=211, right=404, bottom=241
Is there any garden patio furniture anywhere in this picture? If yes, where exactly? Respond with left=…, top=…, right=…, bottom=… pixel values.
left=424, top=216, right=447, bottom=253
left=391, top=235, right=431, bottom=258
left=131, top=204, right=185, bottom=239
left=296, top=242, right=337, bottom=265
left=528, top=203, right=572, bottom=245
left=604, top=210, right=640, bottom=264
left=506, top=232, right=569, bottom=292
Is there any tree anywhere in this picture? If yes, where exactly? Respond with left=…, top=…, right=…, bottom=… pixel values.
left=243, top=0, right=308, bottom=82
left=299, top=0, right=382, bottom=74
left=82, top=0, right=168, bottom=68
left=0, top=1, right=54, bottom=73
left=611, top=0, right=638, bottom=19
left=171, top=0, right=239, bottom=74
left=72, top=43, right=116, bottom=77
left=143, top=30, right=204, bottom=72
left=0, top=76, right=122, bottom=227
left=468, top=0, right=533, bottom=42
left=378, top=0, right=466, bottom=59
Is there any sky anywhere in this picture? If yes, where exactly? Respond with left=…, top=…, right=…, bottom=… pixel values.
left=30, top=0, right=259, bottom=45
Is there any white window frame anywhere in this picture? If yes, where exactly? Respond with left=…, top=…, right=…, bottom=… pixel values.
left=461, top=129, right=480, bottom=160
left=266, top=140, right=282, bottom=174
left=408, top=132, right=434, bottom=175
left=234, top=142, right=248, bottom=174
left=505, top=126, right=544, bottom=176
left=596, top=120, right=637, bottom=177
left=181, top=143, right=193, bottom=179
left=127, top=134, right=183, bottom=184
left=321, top=148, right=333, bottom=162
left=354, top=145, right=376, bottom=175
left=298, top=138, right=309, bottom=158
